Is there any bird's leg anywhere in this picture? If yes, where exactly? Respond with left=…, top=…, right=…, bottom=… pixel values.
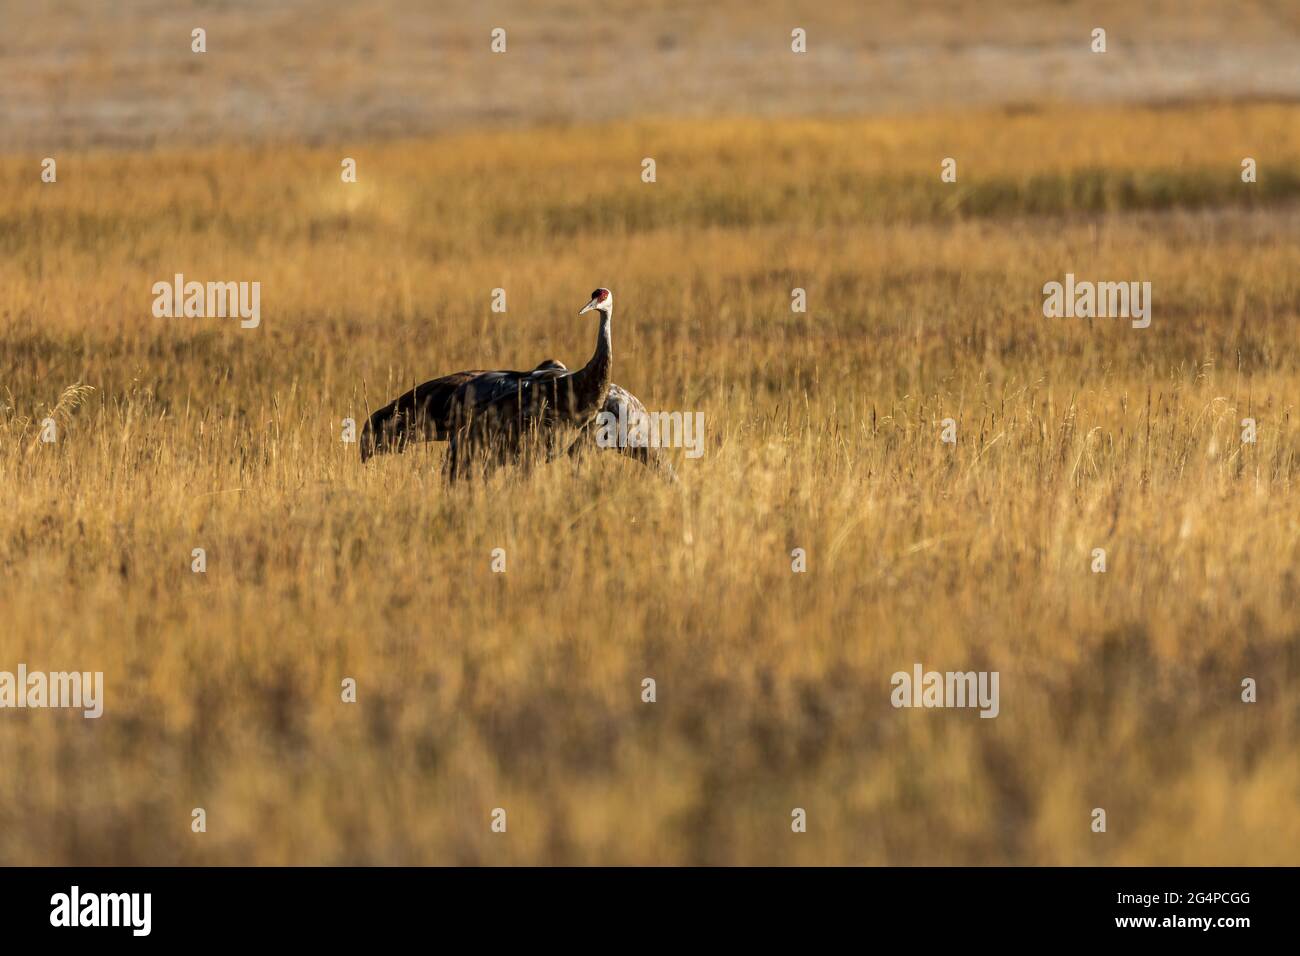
left=445, top=432, right=471, bottom=482
left=561, top=420, right=596, bottom=460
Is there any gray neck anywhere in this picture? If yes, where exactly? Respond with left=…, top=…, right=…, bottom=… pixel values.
left=571, top=307, right=612, bottom=419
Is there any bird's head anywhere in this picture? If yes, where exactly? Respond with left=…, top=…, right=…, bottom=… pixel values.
left=579, top=288, right=612, bottom=316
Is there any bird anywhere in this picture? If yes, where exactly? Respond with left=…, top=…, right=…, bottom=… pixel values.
left=360, top=288, right=673, bottom=478
left=561, top=382, right=677, bottom=482
left=359, top=362, right=557, bottom=460
left=444, top=288, right=614, bottom=478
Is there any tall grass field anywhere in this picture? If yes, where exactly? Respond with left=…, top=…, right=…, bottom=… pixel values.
left=1, top=103, right=1298, bottom=864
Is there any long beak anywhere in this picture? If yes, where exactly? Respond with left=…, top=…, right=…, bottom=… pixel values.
left=579, top=298, right=598, bottom=315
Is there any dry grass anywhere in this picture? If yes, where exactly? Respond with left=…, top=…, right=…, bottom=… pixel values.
left=5, top=0, right=1300, bottom=149
left=1, top=103, right=1299, bottom=864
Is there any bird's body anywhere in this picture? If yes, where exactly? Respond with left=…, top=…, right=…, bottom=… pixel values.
left=361, top=288, right=672, bottom=479
left=358, top=364, right=558, bottom=460
left=564, top=382, right=678, bottom=481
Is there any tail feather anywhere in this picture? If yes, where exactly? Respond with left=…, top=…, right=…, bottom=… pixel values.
left=359, top=371, right=481, bottom=462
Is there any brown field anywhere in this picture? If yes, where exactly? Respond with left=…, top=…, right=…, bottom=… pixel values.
left=1, top=98, right=1298, bottom=864
left=5, top=0, right=1300, bottom=149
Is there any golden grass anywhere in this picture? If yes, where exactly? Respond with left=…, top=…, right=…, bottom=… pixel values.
left=1, top=103, right=1298, bottom=864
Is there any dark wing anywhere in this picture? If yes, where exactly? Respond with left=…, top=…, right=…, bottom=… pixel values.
left=444, top=365, right=577, bottom=479
left=361, top=360, right=568, bottom=461
left=450, top=365, right=573, bottom=440
left=565, top=383, right=678, bottom=482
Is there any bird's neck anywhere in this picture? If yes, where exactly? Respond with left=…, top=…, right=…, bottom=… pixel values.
left=572, top=309, right=612, bottom=418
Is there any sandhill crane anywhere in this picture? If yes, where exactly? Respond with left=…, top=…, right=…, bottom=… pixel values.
left=563, top=382, right=677, bottom=481
left=361, top=289, right=673, bottom=478
left=360, top=362, right=558, bottom=460
left=444, top=288, right=613, bottom=477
